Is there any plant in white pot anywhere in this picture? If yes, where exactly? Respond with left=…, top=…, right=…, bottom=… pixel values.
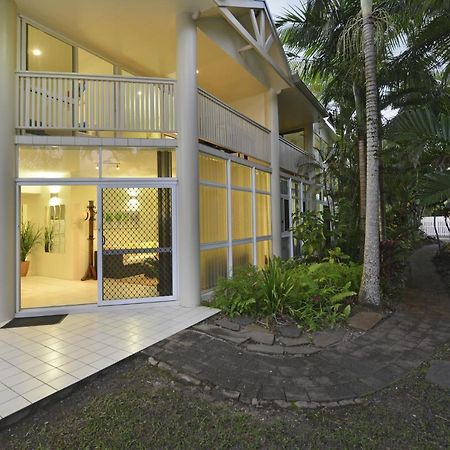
left=20, top=221, right=42, bottom=277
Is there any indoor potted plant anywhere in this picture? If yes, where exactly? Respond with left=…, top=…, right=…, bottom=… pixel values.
left=20, top=221, right=42, bottom=276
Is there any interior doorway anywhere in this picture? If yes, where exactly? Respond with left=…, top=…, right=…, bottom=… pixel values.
left=18, top=182, right=176, bottom=311
left=19, top=184, right=98, bottom=309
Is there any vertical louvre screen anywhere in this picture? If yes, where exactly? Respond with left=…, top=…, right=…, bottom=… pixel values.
left=101, top=187, right=173, bottom=301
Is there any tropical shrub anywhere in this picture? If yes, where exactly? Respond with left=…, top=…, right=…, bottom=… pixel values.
left=212, top=258, right=362, bottom=330
left=213, top=265, right=264, bottom=318
left=292, top=211, right=327, bottom=259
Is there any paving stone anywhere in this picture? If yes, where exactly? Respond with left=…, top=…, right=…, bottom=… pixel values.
left=279, top=336, right=310, bottom=346
left=232, top=316, right=254, bottom=326
left=426, top=360, right=450, bottom=389
left=312, top=329, right=346, bottom=347
left=261, top=385, right=285, bottom=401
left=295, top=401, right=320, bottom=409
left=274, top=400, right=292, bottom=408
left=175, top=373, right=201, bottom=385
left=278, top=325, right=302, bottom=338
left=246, top=344, right=284, bottom=355
left=247, top=331, right=275, bottom=345
left=194, top=324, right=249, bottom=344
left=284, top=385, right=310, bottom=402
left=221, top=389, right=241, bottom=400
left=284, top=345, right=320, bottom=355
left=215, top=318, right=240, bottom=331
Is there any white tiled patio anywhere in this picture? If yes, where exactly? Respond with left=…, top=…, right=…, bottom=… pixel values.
left=0, top=303, right=218, bottom=420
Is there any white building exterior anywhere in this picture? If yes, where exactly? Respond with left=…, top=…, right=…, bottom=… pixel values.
left=0, top=0, right=332, bottom=322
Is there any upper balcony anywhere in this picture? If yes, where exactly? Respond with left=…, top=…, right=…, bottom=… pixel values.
left=16, top=71, right=313, bottom=171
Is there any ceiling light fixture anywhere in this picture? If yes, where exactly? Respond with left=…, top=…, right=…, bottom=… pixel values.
left=32, top=48, right=42, bottom=56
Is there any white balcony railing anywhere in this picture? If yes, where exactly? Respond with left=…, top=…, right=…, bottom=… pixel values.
left=17, top=72, right=176, bottom=133
left=198, top=89, right=271, bottom=162
left=17, top=73, right=310, bottom=168
left=279, top=136, right=314, bottom=172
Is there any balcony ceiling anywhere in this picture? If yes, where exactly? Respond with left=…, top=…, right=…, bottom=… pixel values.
left=16, top=0, right=214, bottom=76
left=16, top=0, right=266, bottom=101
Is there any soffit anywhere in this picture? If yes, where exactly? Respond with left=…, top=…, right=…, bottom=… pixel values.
left=16, top=0, right=215, bottom=76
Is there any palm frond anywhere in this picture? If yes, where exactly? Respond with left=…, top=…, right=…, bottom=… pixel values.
left=419, top=172, right=450, bottom=205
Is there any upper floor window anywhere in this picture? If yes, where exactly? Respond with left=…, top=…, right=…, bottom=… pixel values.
left=78, top=48, right=114, bottom=75
left=24, top=21, right=128, bottom=76
left=27, top=25, right=73, bottom=72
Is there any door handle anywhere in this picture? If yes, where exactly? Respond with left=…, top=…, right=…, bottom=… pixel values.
left=102, top=235, right=105, bottom=246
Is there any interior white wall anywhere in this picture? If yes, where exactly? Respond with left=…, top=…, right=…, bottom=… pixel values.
left=21, top=186, right=95, bottom=282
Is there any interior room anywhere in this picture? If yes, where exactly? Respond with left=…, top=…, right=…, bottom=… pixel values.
left=20, top=184, right=98, bottom=308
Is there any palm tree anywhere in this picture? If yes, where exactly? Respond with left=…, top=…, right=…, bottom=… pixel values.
left=278, top=1, right=368, bottom=236
left=359, top=0, right=381, bottom=305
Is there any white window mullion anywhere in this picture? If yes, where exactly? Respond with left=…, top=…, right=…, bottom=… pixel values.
left=288, top=178, right=294, bottom=258
left=251, top=167, right=257, bottom=266
left=226, top=159, right=233, bottom=278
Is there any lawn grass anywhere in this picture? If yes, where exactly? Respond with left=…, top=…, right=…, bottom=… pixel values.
left=1, top=344, right=449, bottom=450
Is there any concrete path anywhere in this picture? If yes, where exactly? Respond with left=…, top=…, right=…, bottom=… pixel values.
left=146, top=245, right=450, bottom=406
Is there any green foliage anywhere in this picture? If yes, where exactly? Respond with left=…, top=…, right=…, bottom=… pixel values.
left=260, top=258, right=295, bottom=318
left=20, top=221, right=42, bottom=261
left=323, top=247, right=351, bottom=264
left=419, top=172, right=450, bottom=206
left=292, top=211, right=327, bottom=259
left=213, top=266, right=263, bottom=318
left=212, top=259, right=361, bottom=331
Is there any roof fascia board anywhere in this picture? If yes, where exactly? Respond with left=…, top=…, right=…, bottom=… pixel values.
left=215, top=0, right=265, bottom=9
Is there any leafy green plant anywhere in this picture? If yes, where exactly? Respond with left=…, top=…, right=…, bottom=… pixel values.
left=292, top=211, right=327, bottom=259
left=322, top=247, right=351, bottom=264
left=260, top=258, right=295, bottom=318
left=20, top=221, right=42, bottom=261
left=212, top=266, right=263, bottom=317
left=212, top=258, right=361, bottom=330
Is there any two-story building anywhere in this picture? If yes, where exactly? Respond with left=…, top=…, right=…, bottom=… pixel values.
left=0, top=0, right=332, bottom=323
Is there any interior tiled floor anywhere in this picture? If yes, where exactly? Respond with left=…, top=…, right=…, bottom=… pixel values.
left=0, top=303, right=219, bottom=420
left=21, top=277, right=97, bottom=308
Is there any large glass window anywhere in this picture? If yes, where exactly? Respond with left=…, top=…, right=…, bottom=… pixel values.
left=27, top=25, right=73, bottom=72
left=255, top=170, right=270, bottom=192
left=200, top=186, right=227, bottom=244
left=18, top=146, right=176, bottom=179
left=256, top=194, right=271, bottom=236
left=232, top=243, right=253, bottom=268
left=78, top=49, right=114, bottom=75
left=199, top=154, right=226, bottom=184
left=102, top=148, right=174, bottom=178
left=201, top=248, right=228, bottom=290
left=231, top=162, right=251, bottom=188
left=232, top=190, right=252, bottom=240
left=256, top=240, right=271, bottom=267
left=19, top=146, right=99, bottom=178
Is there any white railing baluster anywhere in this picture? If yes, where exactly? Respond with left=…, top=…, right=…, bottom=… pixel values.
left=15, top=72, right=310, bottom=165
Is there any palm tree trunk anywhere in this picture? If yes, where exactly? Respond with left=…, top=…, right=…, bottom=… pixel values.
left=359, top=0, right=381, bottom=306
left=352, top=83, right=367, bottom=236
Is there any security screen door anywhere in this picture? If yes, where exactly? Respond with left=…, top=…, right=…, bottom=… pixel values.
left=99, top=186, right=174, bottom=304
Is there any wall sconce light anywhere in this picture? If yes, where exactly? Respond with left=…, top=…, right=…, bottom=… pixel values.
left=49, top=193, right=61, bottom=206
left=102, top=160, right=120, bottom=171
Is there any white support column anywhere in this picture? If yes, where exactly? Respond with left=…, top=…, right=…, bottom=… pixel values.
left=176, top=12, right=200, bottom=307
left=0, top=0, right=17, bottom=322
left=268, top=89, right=281, bottom=257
